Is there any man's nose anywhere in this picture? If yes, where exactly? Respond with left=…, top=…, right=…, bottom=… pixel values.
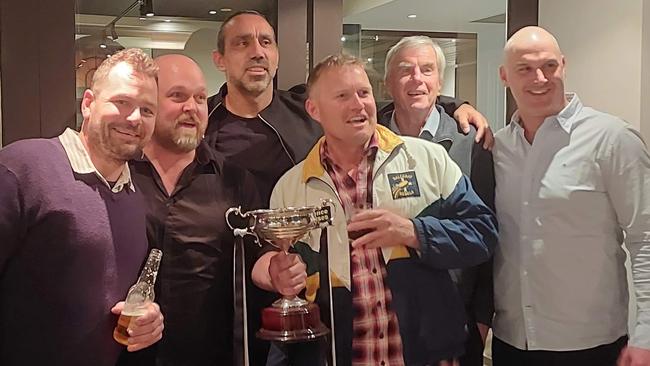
left=183, top=98, right=198, bottom=113
left=411, top=66, right=423, bottom=82
left=126, top=107, right=142, bottom=125
left=350, top=93, right=364, bottom=109
left=534, top=68, right=548, bottom=83
left=250, top=40, right=266, bottom=59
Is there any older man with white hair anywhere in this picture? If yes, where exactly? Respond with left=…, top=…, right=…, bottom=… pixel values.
left=379, top=36, right=496, bottom=366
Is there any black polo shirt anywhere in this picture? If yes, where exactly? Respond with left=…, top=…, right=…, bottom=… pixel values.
left=128, top=142, right=265, bottom=365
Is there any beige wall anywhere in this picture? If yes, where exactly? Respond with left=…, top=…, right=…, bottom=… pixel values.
left=539, top=0, right=650, bottom=335
left=539, top=0, right=648, bottom=142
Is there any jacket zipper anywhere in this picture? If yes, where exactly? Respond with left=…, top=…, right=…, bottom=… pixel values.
left=258, top=114, right=296, bottom=166
left=209, top=100, right=297, bottom=166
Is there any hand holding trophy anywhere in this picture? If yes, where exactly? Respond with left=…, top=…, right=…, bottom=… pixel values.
left=226, top=199, right=335, bottom=342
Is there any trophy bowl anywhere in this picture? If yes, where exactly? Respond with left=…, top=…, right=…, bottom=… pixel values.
left=226, top=199, right=335, bottom=343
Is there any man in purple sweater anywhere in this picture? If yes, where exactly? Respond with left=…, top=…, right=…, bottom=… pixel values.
left=0, top=48, right=164, bottom=366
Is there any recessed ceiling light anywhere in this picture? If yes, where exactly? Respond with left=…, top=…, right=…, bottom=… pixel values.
left=367, top=58, right=373, bottom=62
left=407, top=14, right=417, bottom=19
left=220, top=7, right=233, bottom=12
left=209, top=10, right=217, bottom=15
left=164, top=19, right=171, bottom=22
left=139, top=16, right=146, bottom=20
left=340, top=36, right=346, bottom=42
left=99, top=43, right=107, bottom=49
left=374, top=35, right=379, bottom=41
left=146, top=12, right=155, bottom=17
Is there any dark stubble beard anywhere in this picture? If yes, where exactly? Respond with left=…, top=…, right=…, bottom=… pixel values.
left=232, top=72, right=273, bottom=96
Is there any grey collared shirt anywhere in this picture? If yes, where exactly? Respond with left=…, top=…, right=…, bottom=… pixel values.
left=389, top=104, right=440, bottom=139
left=58, top=128, right=135, bottom=193
left=492, top=93, right=650, bottom=351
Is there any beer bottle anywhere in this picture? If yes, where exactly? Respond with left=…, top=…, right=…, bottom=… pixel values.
left=113, top=248, right=163, bottom=346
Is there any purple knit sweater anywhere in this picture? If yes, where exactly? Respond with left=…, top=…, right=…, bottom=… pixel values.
left=0, top=137, right=148, bottom=366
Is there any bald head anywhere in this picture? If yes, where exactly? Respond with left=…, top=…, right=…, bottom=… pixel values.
left=504, top=26, right=562, bottom=62
left=155, top=54, right=204, bottom=82
left=152, top=54, right=208, bottom=153
left=500, top=26, right=567, bottom=124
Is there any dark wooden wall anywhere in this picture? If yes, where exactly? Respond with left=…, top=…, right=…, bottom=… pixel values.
left=0, top=0, right=76, bottom=146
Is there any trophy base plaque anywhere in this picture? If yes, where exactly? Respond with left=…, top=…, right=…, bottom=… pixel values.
left=258, top=299, right=329, bottom=342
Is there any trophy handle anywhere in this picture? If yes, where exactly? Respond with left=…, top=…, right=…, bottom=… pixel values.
left=225, top=206, right=261, bottom=245
left=318, top=198, right=337, bottom=227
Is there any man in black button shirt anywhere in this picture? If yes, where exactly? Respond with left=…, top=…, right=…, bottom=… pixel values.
left=127, top=54, right=264, bottom=366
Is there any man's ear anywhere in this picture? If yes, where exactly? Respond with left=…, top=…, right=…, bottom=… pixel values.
left=81, top=89, right=95, bottom=120
left=212, top=50, right=226, bottom=72
left=499, top=65, right=509, bottom=87
left=305, top=98, right=321, bottom=124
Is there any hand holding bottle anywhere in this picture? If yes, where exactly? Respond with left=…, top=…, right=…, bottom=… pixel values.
left=113, top=248, right=164, bottom=351
left=111, top=300, right=164, bottom=352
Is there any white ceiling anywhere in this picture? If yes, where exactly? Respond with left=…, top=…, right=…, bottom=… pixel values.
left=343, top=0, right=506, bottom=30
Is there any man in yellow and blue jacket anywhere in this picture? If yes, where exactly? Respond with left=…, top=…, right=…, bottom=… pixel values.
left=252, top=54, right=498, bottom=366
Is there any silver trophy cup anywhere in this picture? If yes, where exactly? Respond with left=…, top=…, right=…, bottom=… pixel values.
left=226, top=199, right=335, bottom=342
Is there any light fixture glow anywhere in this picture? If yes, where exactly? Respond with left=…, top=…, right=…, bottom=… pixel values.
left=341, top=36, right=346, bottom=42
left=367, top=58, right=373, bottom=62
left=407, top=14, right=417, bottom=19
left=99, top=43, right=107, bottom=49
left=164, top=19, right=171, bottom=22
left=209, top=10, right=217, bottom=15
left=220, top=7, right=233, bottom=12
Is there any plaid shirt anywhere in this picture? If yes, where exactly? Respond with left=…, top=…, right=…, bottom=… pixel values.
left=320, top=134, right=405, bottom=366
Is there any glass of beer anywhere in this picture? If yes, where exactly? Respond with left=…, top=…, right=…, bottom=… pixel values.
left=346, top=202, right=373, bottom=242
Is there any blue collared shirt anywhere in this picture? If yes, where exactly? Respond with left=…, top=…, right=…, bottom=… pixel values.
left=492, top=93, right=650, bottom=351
left=389, top=104, right=440, bottom=139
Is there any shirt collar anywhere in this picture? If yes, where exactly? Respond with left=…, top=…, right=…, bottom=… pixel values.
left=301, top=125, right=402, bottom=182
left=389, top=104, right=441, bottom=138
left=58, top=128, right=135, bottom=193
left=509, top=93, right=582, bottom=134
left=319, top=132, right=379, bottom=171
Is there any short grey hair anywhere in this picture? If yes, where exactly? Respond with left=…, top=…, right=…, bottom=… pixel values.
left=384, top=36, right=446, bottom=82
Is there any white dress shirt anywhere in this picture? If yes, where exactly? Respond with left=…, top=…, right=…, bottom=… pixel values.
left=492, top=94, right=650, bottom=351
